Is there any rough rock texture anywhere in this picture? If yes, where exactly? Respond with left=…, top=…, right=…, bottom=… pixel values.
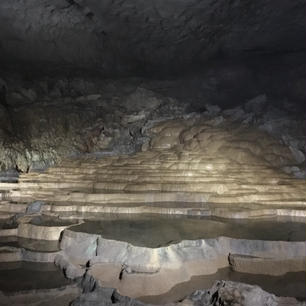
left=0, top=2, right=305, bottom=303
left=0, top=50, right=305, bottom=172
left=5, top=111, right=306, bottom=212
left=0, top=77, right=185, bottom=171
left=185, top=281, right=306, bottom=306
left=0, top=0, right=305, bottom=75
left=70, top=280, right=305, bottom=306
left=0, top=50, right=305, bottom=173
left=1, top=211, right=305, bottom=304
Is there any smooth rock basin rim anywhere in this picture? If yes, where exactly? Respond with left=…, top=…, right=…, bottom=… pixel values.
left=0, top=109, right=305, bottom=305
left=55, top=213, right=306, bottom=302
left=0, top=1, right=305, bottom=303
left=68, top=214, right=306, bottom=247
left=1, top=210, right=304, bottom=304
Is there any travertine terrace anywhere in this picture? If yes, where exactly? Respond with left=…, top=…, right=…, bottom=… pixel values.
left=0, top=0, right=305, bottom=305
left=3, top=117, right=306, bottom=215
left=0, top=114, right=306, bottom=305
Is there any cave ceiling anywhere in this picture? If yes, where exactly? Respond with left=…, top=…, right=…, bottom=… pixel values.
left=0, top=0, right=305, bottom=75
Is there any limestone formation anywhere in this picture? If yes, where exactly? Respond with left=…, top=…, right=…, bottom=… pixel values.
left=70, top=280, right=305, bottom=306
left=1, top=114, right=304, bottom=217
left=0, top=113, right=305, bottom=304
left=51, top=225, right=306, bottom=298
left=2, top=107, right=304, bottom=304
left=0, top=0, right=305, bottom=304
left=184, top=281, right=306, bottom=306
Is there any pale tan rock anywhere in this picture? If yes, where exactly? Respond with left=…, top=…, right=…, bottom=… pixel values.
left=18, top=222, right=69, bottom=241
left=229, top=254, right=306, bottom=275
left=1, top=117, right=306, bottom=220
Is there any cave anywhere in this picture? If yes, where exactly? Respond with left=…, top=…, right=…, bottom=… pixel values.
left=0, top=1, right=305, bottom=306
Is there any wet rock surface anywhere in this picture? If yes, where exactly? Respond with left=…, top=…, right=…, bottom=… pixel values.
left=0, top=69, right=305, bottom=305
left=0, top=0, right=305, bottom=303
left=0, top=82, right=305, bottom=304
left=185, top=280, right=305, bottom=306
left=53, top=221, right=306, bottom=299
left=0, top=261, right=80, bottom=306
left=0, top=261, right=73, bottom=292
left=0, top=209, right=305, bottom=304
left=71, top=280, right=305, bottom=306
left=69, top=215, right=306, bottom=247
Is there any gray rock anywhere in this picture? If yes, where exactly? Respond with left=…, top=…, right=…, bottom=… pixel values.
left=122, top=110, right=147, bottom=125
left=26, top=201, right=45, bottom=214
left=19, top=88, right=37, bottom=102
left=205, top=104, right=221, bottom=116
left=87, top=94, right=102, bottom=101
left=71, top=283, right=150, bottom=306
left=71, top=280, right=305, bottom=306
left=223, top=107, right=246, bottom=121
left=242, top=113, right=254, bottom=125
left=124, top=87, right=162, bottom=113
left=54, top=253, right=85, bottom=279
left=0, top=169, right=18, bottom=183
left=206, top=116, right=224, bottom=126
left=60, top=230, right=99, bottom=261
left=293, top=169, right=306, bottom=179
left=282, top=166, right=300, bottom=174
left=244, top=94, right=267, bottom=114
left=289, top=146, right=305, bottom=164
left=76, top=94, right=101, bottom=102
left=186, top=280, right=305, bottom=306
left=282, top=135, right=300, bottom=150
left=0, top=78, right=7, bottom=89
left=49, top=87, right=62, bottom=98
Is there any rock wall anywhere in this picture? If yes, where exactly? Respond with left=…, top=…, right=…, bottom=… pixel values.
left=0, top=77, right=185, bottom=171
left=0, top=71, right=305, bottom=174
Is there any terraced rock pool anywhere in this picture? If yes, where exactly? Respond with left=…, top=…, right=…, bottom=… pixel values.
left=64, top=213, right=306, bottom=302
left=69, top=214, right=306, bottom=247
left=0, top=213, right=305, bottom=305
left=0, top=262, right=72, bottom=292
left=0, top=262, right=79, bottom=306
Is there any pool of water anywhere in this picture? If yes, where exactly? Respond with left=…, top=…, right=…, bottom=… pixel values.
left=69, top=214, right=306, bottom=247
left=30, top=215, right=77, bottom=227
left=0, top=262, right=73, bottom=292
left=139, top=268, right=306, bottom=304
left=0, top=236, right=60, bottom=252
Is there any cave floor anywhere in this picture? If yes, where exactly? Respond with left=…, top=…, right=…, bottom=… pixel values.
left=0, top=115, right=305, bottom=305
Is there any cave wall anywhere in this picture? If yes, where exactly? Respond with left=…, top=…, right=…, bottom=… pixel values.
left=0, top=0, right=305, bottom=172
left=0, top=0, right=305, bottom=75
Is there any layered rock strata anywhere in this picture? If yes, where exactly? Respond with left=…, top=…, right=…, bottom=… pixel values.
left=0, top=109, right=305, bottom=305
left=1, top=115, right=305, bottom=218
